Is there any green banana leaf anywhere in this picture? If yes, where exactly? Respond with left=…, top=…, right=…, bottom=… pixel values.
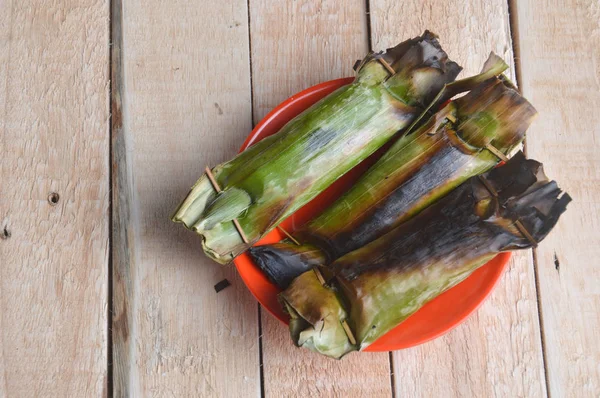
left=172, top=31, right=461, bottom=264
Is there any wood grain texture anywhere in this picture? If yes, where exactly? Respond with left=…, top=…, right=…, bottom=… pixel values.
left=111, top=0, right=259, bottom=396
left=249, top=1, right=393, bottom=396
left=250, top=0, right=369, bottom=122
left=0, top=0, right=109, bottom=396
left=369, top=1, right=547, bottom=396
left=514, top=0, right=600, bottom=395
left=260, top=312, right=392, bottom=397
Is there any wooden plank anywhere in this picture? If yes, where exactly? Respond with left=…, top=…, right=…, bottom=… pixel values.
left=260, top=312, right=393, bottom=397
left=249, top=1, right=393, bottom=396
left=0, top=0, right=109, bottom=396
left=250, top=0, right=370, bottom=120
left=513, top=0, right=600, bottom=395
left=369, top=1, right=548, bottom=396
left=111, top=0, right=260, bottom=396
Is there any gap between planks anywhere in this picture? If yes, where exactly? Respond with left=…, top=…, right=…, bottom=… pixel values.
left=107, top=0, right=117, bottom=396
left=507, top=1, right=551, bottom=396
left=245, top=0, right=265, bottom=395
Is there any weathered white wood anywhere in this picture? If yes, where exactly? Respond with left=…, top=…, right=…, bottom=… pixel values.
left=260, top=312, right=393, bottom=397
left=111, top=0, right=260, bottom=396
left=249, top=1, right=393, bottom=396
left=370, top=1, right=547, bottom=396
left=514, top=0, right=600, bottom=395
left=250, top=0, right=370, bottom=122
left=0, top=0, right=109, bottom=396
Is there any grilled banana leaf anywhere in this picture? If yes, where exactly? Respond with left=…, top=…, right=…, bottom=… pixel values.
left=250, top=60, right=536, bottom=288
left=281, top=152, right=571, bottom=359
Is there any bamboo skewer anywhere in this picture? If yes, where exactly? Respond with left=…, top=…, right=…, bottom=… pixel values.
left=376, top=57, right=396, bottom=75
left=312, top=266, right=357, bottom=346
left=312, top=267, right=327, bottom=286
left=485, top=143, right=509, bottom=162
left=514, top=219, right=538, bottom=247
left=341, top=320, right=357, bottom=345
left=277, top=226, right=301, bottom=246
left=479, top=173, right=538, bottom=247
left=478, top=174, right=499, bottom=197
left=205, top=166, right=249, bottom=244
left=206, top=166, right=300, bottom=247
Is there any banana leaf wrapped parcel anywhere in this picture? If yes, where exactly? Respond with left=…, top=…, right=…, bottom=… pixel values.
left=280, top=152, right=571, bottom=359
left=171, top=31, right=461, bottom=264
left=250, top=60, right=537, bottom=288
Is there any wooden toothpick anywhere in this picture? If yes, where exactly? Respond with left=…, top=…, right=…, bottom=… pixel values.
left=232, top=219, right=249, bottom=244
left=485, top=143, right=509, bottom=162
left=204, top=166, right=222, bottom=191
left=478, top=175, right=499, bottom=197
left=313, top=267, right=327, bottom=286
left=204, top=166, right=249, bottom=244
left=341, top=320, right=357, bottom=345
left=477, top=172, right=537, bottom=247
left=376, top=57, right=396, bottom=75
left=312, top=267, right=357, bottom=346
left=277, top=225, right=301, bottom=246
left=514, top=219, right=538, bottom=248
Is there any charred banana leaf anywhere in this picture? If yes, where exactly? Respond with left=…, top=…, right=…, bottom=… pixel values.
left=280, top=152, right=571, bottom=359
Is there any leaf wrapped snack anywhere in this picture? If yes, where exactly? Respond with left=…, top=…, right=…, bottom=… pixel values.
left=280, top=152, right=571, bottom=359
left=171, top=32, right=461, bottom=264
left=250, top=61, right=537, bottom=288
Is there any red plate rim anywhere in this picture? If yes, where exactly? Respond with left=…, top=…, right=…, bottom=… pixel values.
left=233, top=78, right=510, bottom=351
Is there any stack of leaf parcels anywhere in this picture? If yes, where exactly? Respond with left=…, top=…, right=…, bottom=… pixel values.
left=173, top=32, right=571, bottom=359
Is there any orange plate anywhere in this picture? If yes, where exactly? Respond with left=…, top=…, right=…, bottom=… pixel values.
left=233, top=78, right=510, bottom=351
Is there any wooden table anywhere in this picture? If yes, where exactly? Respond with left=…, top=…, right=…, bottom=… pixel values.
left=2, top=1, right=598, bottom=396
